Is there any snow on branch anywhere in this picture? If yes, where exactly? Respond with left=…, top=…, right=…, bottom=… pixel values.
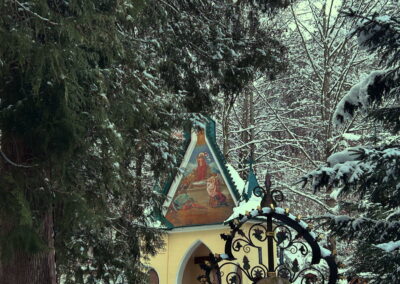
left=333, top=11, right=400, bottom=128
left=333, top=70, right=386, bottom=126
left=375, top=240, right=400, bottom=253
left=308, top=213, right=400, bottom=244
left=14, top=0, right=59, bottom=26
left=326, top=147, right=364, bottom=166
left=302, top=146, right=400, bottom=191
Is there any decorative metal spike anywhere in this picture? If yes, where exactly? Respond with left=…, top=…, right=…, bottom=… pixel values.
left=316, top=233, right=324, bottom=241
left=269, top=203, right=275, bottom=211
left=284, top=208, right=290, bottom=215
left=307, top=224, right=313, bottom=231
left=245, top=211, right=251, bottom=216
left=296, top=215, right=302, bottom=221
left=220, top=233, right=230, bottom=241
left=233, top=219, right=240, bottom=225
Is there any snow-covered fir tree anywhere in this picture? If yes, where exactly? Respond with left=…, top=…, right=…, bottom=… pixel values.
left=302, top=2, right=400, bottom=282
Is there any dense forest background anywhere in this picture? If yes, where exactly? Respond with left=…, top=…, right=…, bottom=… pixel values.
left=0, top=0, right=398, bottom=283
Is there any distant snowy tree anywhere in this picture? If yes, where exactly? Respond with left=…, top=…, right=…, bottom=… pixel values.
left=219, top=0, right=381, bottom=211
left=302, top=2, right=400, bottom=282
left=218, top=3, right=393, bottom=277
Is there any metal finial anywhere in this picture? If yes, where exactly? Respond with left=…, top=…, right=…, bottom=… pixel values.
left=260, top=173, right=275, bottom=207
left=264, top=173, right=272, bottom=190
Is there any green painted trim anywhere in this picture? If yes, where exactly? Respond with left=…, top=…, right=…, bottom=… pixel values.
left=158, top=214, right=174, bottom=229
left=151, top=125, right=192, bottom=228
left=244, top=165, right=259, bottom=201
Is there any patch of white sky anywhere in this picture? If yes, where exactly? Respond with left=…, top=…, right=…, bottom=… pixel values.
left=255, top=0, right=342, bottom=88
left=288, top=0, right=342, bottom=33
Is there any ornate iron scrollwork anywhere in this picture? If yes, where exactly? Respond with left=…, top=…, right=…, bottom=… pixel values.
left=198, top=174, right=338, bottom=284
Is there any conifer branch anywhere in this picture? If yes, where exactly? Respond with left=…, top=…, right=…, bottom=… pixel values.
left=14, top=0, right=59, bottom=26
left=158, top=0, right=179, bottom=14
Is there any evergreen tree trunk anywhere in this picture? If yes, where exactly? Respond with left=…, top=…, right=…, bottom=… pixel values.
left=0, top=211, right=56, bottom=284
left=249, top=89, right=255, bottom=161
left=0, top=138, right=56, bottom=284
left=238, top=90, right=250, bottom=178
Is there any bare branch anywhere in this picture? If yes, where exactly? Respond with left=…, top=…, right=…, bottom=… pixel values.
left=277, top=181, right=336, bottom=214
left=290, top=4, right=324, bottom=83
left=254, top=86, right=319, bottom=167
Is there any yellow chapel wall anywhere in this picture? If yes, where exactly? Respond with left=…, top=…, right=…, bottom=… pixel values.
left=146, top=223, right=275, bottom=284
left=147, top=226, right=230, bottom=284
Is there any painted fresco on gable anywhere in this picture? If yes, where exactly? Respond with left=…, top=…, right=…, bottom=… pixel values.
left=165, top=130, right=235, bottom=227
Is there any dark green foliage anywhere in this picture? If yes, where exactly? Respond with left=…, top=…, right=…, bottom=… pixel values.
left=138, top=0, right=287, bottom=113
left=0, top=0, right=287, bottom=282
left=0, top=0, right=175, bottom=282
left=334, top=11, right=400, bottom=132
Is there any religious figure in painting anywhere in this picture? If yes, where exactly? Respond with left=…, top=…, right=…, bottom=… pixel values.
left=207, top=173, right=228, bottom=207
left=196, top=152, right=208, bottom=181
left=172, top=183, right=206, bottom=211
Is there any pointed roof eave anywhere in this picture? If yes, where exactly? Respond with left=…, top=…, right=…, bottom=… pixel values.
left=244, top=164, right=260, bottom=201
left=224, top=166, right=263, bottom=223
left=204, top=118, right=242, bottom=203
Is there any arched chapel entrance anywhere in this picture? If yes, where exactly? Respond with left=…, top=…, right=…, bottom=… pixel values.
left=148, top=268, right=159, bottom=284
left=180, top=241, right=218, bottom=284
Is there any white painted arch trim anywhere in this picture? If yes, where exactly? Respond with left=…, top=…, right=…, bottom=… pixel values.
left=168, top=223, right=226, bottom=234
left=162, top=130, right=198, bottom=214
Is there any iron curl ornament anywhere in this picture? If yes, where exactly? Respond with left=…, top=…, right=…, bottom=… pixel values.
left=198, top=174, right=338, bottom=284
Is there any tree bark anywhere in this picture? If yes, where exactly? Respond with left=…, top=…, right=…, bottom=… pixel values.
left=0, top=137, right=56, bottom=284
left=0, top=209, right=56, bottom=284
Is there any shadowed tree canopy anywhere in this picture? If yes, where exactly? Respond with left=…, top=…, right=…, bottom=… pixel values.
left=0, top=0, right=289, bottom=283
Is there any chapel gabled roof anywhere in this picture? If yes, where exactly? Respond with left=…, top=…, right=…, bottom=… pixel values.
left=159, top=118, right=244, bottom=229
